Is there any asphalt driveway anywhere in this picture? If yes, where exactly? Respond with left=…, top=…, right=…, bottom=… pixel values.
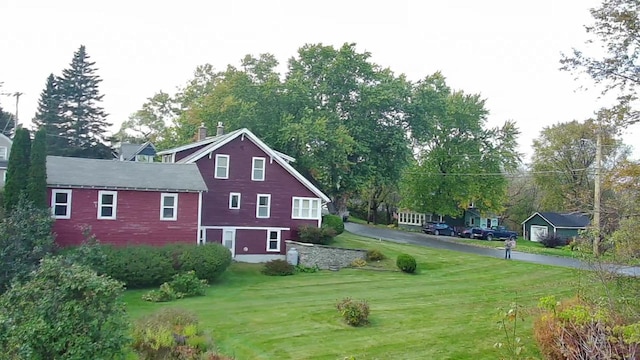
left=345, top=222, right=640, bottom=276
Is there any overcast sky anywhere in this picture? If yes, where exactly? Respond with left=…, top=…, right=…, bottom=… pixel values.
left=0, top=0, right=631, bottom=161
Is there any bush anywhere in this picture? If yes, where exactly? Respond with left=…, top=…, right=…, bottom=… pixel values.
left=0, top=197, right=55, bottom=293
left=0, top=257, right=130, bottom=359
left=336, top=297, right=370, bottom=326
left=262, top=259, right=295, bottom=276
left=322, top=214, right=345, bottom=235
left=534, top=296, right=639, bottom=359
left=179, top=243, right=232, bottom=282
left=297, top=225, right=336, bottom=245
left=539, top=234, right=568, bottom=248
left=142, top=282, right=179, bottom=302
left=131, top=308, right=214, bottom=360
left=142, top=271, right=208, bottom=303
left=295, top=264, right=320, bottom=273
left=351, top=258, right=367, bottom=267
left=102, top=244, right=176, bottom=288
left=396, top=253, right=417, bottom=273
left=366, top=248, right=386, bottom=261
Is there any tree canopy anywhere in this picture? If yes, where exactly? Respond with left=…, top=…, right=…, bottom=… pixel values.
left=3, top=128, right=31, bottom=214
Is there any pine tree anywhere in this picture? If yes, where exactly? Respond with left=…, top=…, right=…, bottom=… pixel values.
left=33, top=74, right=66, bottom=155
left=4, top=128, right=31, bottom=213
left=0, top=105, right=14, bottom=137
left=27, top=128, right=47, bottom=209
left=58, top=45, right=112, bottom=159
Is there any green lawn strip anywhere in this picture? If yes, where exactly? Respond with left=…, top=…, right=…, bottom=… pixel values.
left=124, top=233, right=581, bottom=359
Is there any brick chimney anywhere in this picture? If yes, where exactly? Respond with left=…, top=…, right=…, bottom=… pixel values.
left=197, top=123, right=207, bottom=141
left=216, top=122, right=224, bottom=136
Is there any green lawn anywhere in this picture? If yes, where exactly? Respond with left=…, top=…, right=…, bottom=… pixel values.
left=449, top=237, right=579, bottom=257
left=124, top=232, right=581, bottom=360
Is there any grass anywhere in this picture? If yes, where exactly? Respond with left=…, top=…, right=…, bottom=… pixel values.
left=449, top=237, right=580, bottom=257
left=124, top=232, right=582, bottom=359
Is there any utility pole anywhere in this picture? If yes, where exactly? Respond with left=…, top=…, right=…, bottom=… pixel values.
left=593, top=119, right=602, bottom=257
left=12, top=92, right=23, bottom=129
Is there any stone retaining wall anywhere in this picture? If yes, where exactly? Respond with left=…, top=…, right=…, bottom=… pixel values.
left=285, top=240, right=367, bottom=270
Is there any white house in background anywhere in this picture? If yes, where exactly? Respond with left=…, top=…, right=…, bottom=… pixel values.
left=0, top=133, right=12, bottom=188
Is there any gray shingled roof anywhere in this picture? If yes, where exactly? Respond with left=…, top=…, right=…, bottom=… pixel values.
left=47, top=156, right=207, bottom=192
left=538, top=212, right=590, bottom=228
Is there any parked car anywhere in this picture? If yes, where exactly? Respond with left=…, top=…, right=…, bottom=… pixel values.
left=471, top=226, right=518, bottom=241
left=458, top=227, right=477, bottom=238
left=422, top=222, right=455, bottom=236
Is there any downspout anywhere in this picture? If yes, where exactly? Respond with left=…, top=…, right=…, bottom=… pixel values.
left=197, top=191, right=203, bottom=244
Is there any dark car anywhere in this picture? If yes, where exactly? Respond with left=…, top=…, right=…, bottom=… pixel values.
left=422, top=222, right=455, bottom=236
left=458, top=227, right=477, bottom=238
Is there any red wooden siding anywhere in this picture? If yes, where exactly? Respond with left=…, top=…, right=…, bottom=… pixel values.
left=174, top=143, right=210, bottom=162
left=49, top=188, right=200, bottom=247
left=204, top=222, right=316, bottom=255
left=197, top=136, right=321, bottom=234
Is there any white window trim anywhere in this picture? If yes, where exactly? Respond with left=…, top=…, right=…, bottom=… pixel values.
left=291, top=197, right=320, bottom=219
left=97, top=190, right=118, bottom=220
left=222, top=228, right=236, bottom=257
left=0, top=146, right=6, bottom=160
left=51, top=189, right=72, bottom=219
left=256, top=194, right=271, bottom=218
left=215, top=154, right=230, bottom=179
left=160, top=193, right=178, bottom=221
left=266, top=229, right=281, bottom=252
left=229, top=192, right=241, bottom=210
left=251, top=157, right=266, bottom=181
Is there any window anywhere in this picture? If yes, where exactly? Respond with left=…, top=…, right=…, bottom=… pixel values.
left=256, top=194, right=271, bottom=218
left=267, top=230, right=280, bottom=252
left=160, top=193, right=178, bottom=220
left=0, top=146, right=6, bottom=160
left=97, top=191, right=117, bottom=220
left=292, top=197, right=319, bottom=219
left=51, top=189, right=72, bottom=219
left=215, top=154, right=229, bottom=179
left=162, top=154, right=173, bottom=163
left=229, top=192, right=241, bottom=210
left=136, top=154, right=153, bottom=163
left=252, top=157, right=265, bottom=181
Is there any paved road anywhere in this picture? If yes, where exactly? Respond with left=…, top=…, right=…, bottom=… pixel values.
left=345, top=222, right=640, bottom=276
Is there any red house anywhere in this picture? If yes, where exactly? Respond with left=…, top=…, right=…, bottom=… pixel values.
left=46, top=156, right=207, bottom=247
left=157, top=123, right=331, bottom=263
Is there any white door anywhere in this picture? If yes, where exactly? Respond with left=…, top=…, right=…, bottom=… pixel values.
left=222, top=229, right=236, bottom=257
left=531, top=225, right=548, bottom=242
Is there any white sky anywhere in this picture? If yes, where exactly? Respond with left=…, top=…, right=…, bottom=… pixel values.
left=0, top=0, right=633, bottom=162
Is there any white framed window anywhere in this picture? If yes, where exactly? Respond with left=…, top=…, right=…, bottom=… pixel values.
left=229, top=192, right=241, bottom=210
left=136, top=154, right=153, bottom=163
left=160, top=193, right=178, bottom=221
left=256, top=194, right=271, bottom=218
left=267, top=230, right=280, bottom=252
left=292, top=197, right=320, bottom=219
left=0, top=146, right=6, bottom=160
left=252, top=157, right=265, bottom=181
left=97, top=191, right=117, bottom=220
left=215, top=154, right=229, bottom=179
left=51, top=189, right=72, bottom=219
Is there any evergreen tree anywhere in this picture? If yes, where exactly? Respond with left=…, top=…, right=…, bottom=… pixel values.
left=27, top=128, right=47, bottom=209
left=58, top=45, right=112, bottom=159
left=33, top=74, right=66, bottom=155
left=4, top=128, right=31, bottom=213
left=0, top=105, right=15, bottom=138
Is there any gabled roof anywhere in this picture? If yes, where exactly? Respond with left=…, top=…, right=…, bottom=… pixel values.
left=116, top=141, right=156, bottom=161
left=522, top=212, right=590, bottom=228
left=0, top=133, right=12, bottom=144
left=158, top=128, right=330, bottom=202
left=46, top=156, right=207, bottom=192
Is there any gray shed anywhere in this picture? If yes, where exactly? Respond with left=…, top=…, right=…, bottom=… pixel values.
left=521, top=212, right=590, bottom=242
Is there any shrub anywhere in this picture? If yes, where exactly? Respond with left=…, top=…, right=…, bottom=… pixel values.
left=63, top=226, right=107, bottom=273
left=170, top=271, right=208, bottom=297
left=131, top=308, right=213, bottom=360
left=351, top=258, right=367, bottom=267
left=396, top=253, right=417, bottom=273
left=102, top=244, right=176, bottom=288
left=179, top=243, right=232, bottom=282
left=0, top=257, right=130, bottom=359
left=262, top=259, right=295, bottom=276
left=533, top=296, right=639, bottom=359
left=298, top=225, right=336, bottom=245
left=0, top=197, right=55, bottom=292
left=336, top=297, right=370, bottom=326
left=322, top=214, right=345, bottom=235
left=295, top=264, right=320, bottom=273
left=142, top=282, right=179, bottom=302
left=539, top=233, right=567, bottom=248
left=366, top=248, right=386, bottom=261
